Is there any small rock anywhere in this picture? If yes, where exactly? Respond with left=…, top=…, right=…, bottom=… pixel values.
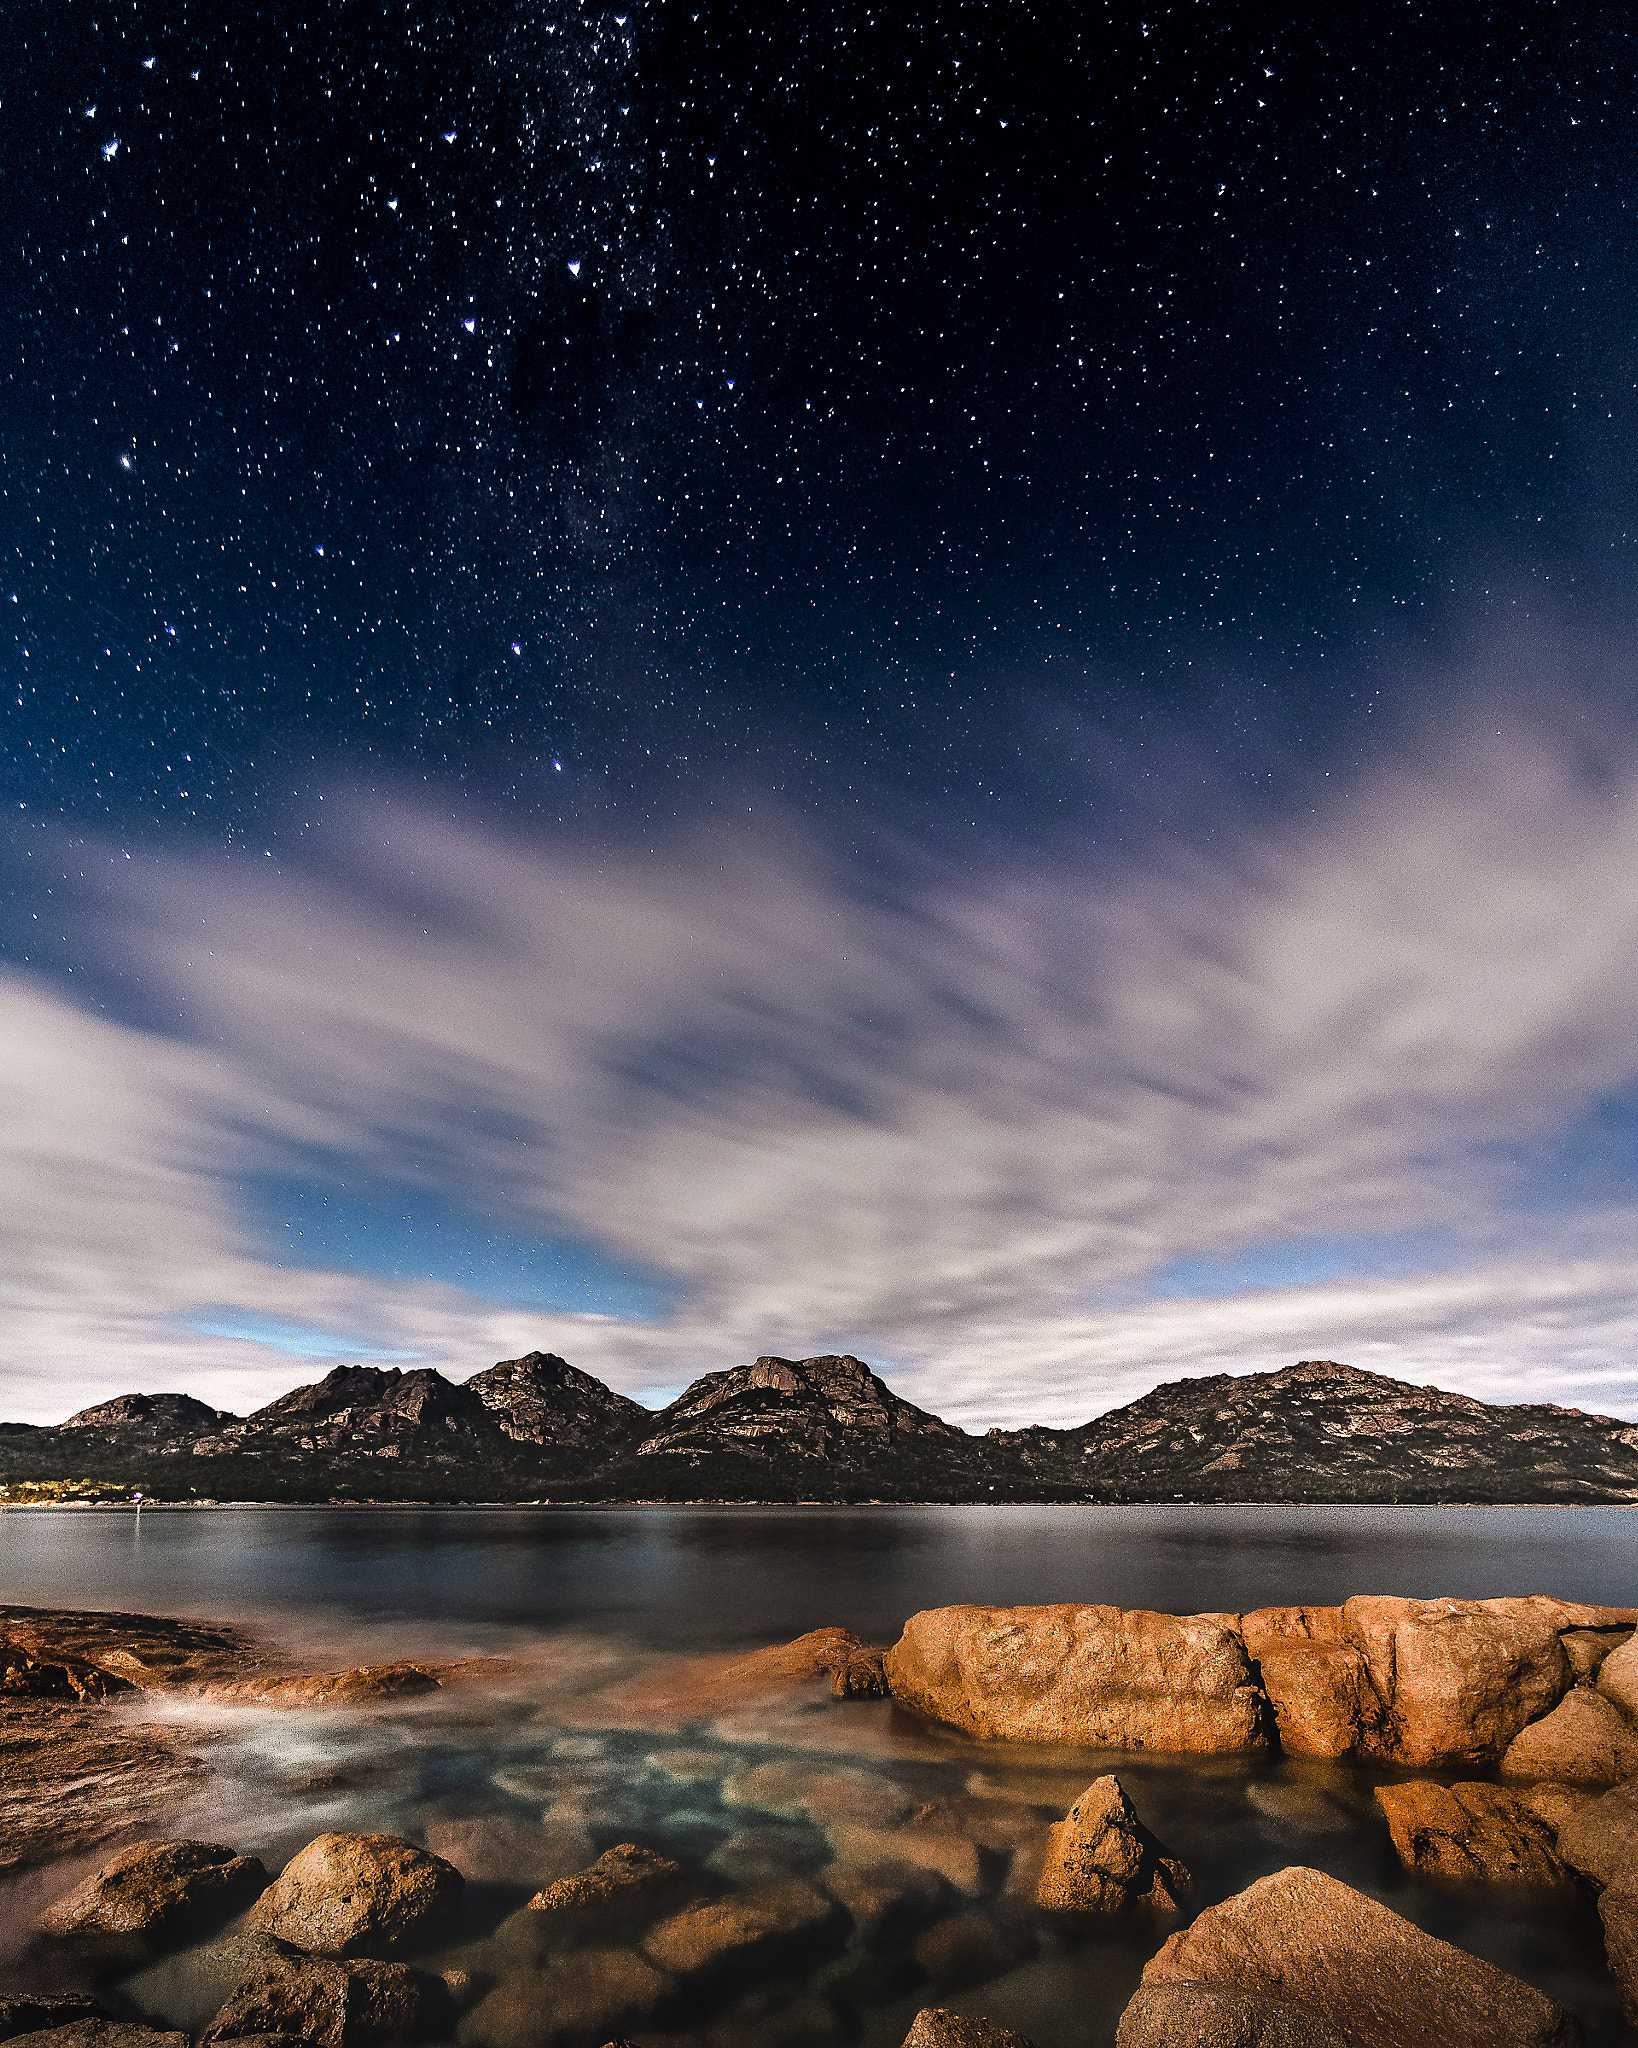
left=1141, top=1865, right=1575, bottom=2048
left=900, top=2009, right=1036, bottom=2048
left=458, top=1948, right=673, bottom=2048
left=1499, top=1689, right=1638, bottom=1785
left=1373, top=1781, right=1569, bottom=1884
left=1600, top=1881, right=1638, bottom=2024
left=0, top=1999, right=106, bottom=2043
left=823, top=1858, right=950, bottom=1948
left=39, top=1840, right=268, bottom=1942
left=1555, top=1776, right=1638, bottom=1887
left=831, top=1651, right=890, bottom=1699
left=1116, top=1982, right=1349, bottom=2048
left=0, top=1649, right=133, bottom=1703
left=245, top=1833, right=464, bottom=1959
left=1598, top=1632, right=1638, bottom=1720
left=912, top=1906, right=1035, bottom=1991
left=203, top=1957, right=453, bottom=2048
left=642, top=1879, right=843, bottom=1984
left=523, top=1843, right=689, bottom=1943
left=1034, top=1775, right=1191, bottom=1914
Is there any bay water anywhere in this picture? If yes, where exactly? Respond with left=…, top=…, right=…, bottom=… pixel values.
left=2, top=1504, right=1634, bottom=2045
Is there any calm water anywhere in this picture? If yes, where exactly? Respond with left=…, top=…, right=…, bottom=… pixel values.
left=2, top=1505, right=1634, bottom=2048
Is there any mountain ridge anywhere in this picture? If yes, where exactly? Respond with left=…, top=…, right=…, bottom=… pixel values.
left=2, top=1353, right=1635, bottom=1504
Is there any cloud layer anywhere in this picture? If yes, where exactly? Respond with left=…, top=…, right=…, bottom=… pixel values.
left=8, top=709, right=1638, bottom=1428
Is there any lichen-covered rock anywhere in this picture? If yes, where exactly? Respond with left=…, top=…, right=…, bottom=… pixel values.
left=1141, top=1865, right=1575, bottom=2048
left=39, top=1840, right=267, bottom=1942
left=244, top=1834, right=463, bottom=1959
left=901, top=2010, right=1036, bottom=2048
left=520, top=1844, right=688, bottom=1944
left=202, top=1957, right=453, bottom=2048
left=883, top=1606, right=1270, bottom=1751
left=1340, top=1597, right=1573, bottom=1768
left=1034, top=1775, right=1191, bottom=1913
left=1499, top=1689, right=1638, bottom=1785
left=457, top=1947, right=674, bottom=2048
left=1372, top=1781, right=1569, bottom=1884
left=1116, top=1981, right=1350, bottom=2048
left=641, top=1879, right=843, bottom=1984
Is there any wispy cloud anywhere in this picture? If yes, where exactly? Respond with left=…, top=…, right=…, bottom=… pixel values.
left=7, top=702, right=1638, bottom=1426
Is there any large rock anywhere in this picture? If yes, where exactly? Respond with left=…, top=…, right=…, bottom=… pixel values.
left=457, top=1947, right=673, bottom=2048
left=1240, top=1610, right=1383, bottom=1761
left=245, top=1834, right=464, bottom=1959
left=1141, top=1865, right=1575, bottom=2048
left=1500, top=1688, right=1638, bottom=1785
left=1034, top=1774, right=1190, bottom=1913
left=1116, top=1982, right=1350, bottom=2048
left=1562, top=1627, right=1631, bottom=1684
left=901, top=2010, right=1036, bottom=2048
left=641, top=1879, right=843, bottom=1984
left=1600, top=1882, right=1638, bottom=2024
left=39, top=1840, right=267, bottom=1941
left=1597, top=1632, right=1638, bottom=1720
left=1340, top=1596, right=1574, bottom=1768
left=203, top=1957, right=452, bottom=2048
left=1372, top=1781, right=1568, bottom=1884
left=883, top=1606, right=1270, bottom=1751
left=1554, top=1776, right=1638, bottom=1887
left=520, top=1843, right=689, bottom=1945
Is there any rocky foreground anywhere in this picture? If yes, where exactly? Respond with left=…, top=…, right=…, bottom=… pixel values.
left=3, top=1353, right=1637, bottom=1503
left=4, top=1594, right=1638, bottom=2046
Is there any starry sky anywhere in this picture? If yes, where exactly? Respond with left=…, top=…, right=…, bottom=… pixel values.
left=6, top=0, right=1638, bottom=1426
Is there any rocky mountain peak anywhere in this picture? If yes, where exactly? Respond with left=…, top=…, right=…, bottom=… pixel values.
left=464, top=1350, right=649, bottom=1448
left=62, top=1392, right=233, bottom=1434
left=636, top=1351, right=962, bottom=1461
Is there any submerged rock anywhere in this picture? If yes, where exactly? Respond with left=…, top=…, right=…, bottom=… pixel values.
left=901, top=2012, right=1036, bottom=2048
left=1600, top=1882, right=1638, bottom=2024
left=118, top=1933, right=304, bottom=2035
left=39, top=1840, right=268, bottom=1942
left=1372, top=1781, right=1570, bottom=1885
left=203, top=1957, right=452, bottom=2048
left=1500, top=1689, right=1638, bottom=1785
left=911, top=1905, right=1035, bottom=1991
left=1116, top=1982, right=1350, bottom=2048
left=458, top=1947, right=674, bottom=2048
left=245, top=1834, right=464, bottom=1959
left=521, top=1843, right=689, bottom=1944
left=822, top=1858, right=950, bottom=1948
left=1141, top=1864, right=1575, bottom=2048
left=1034, top=1774, right=1191, bottom=1913
left=883, top=1605, right=1269, bottom=1751
left=641, top=1878, right=844, bottom=1984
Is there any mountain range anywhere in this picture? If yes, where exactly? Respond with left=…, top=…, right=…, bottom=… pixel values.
left=2, top=1351, right=1636, bottom=1504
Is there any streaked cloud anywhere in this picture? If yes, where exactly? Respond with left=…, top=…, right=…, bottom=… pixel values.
left=6, top=702, right=1638, bottom=1427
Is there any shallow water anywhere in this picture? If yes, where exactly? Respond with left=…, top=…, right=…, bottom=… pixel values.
left=2, top=1504, right=1635, bottom=2047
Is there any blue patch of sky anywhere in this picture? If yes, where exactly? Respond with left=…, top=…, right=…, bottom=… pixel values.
left=182, top=1309, right=421, bottom=1360
left=1493, top=1086, right=1638, bottom=1212
left=240, top=1172, right=675, bottom=1321
left=1137, top=1229, right=1461, bottom=1302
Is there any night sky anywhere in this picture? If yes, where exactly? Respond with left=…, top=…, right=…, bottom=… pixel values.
left=7, top=1, right=1638, bottom=1426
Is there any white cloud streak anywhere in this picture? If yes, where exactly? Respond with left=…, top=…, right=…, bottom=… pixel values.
left=7, top=712, right=1638, bottom=1428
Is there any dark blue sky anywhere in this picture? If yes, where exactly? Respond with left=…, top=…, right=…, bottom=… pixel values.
left=6, top=0, right=1638, bottom=1425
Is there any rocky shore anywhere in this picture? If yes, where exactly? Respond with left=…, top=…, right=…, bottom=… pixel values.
left=2, top=1595, right=1636, bottom=2047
